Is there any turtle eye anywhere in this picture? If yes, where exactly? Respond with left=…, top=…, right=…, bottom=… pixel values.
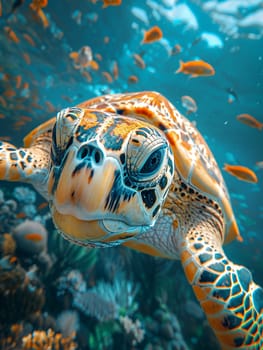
left=127, top=127, right=169, bottom=184
left=140, top=148, right=165, bottom=175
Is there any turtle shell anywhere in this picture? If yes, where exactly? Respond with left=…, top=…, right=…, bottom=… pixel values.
left=79, top=91, right=241, bottom=244
left=22, top=91, right=241, bottom=244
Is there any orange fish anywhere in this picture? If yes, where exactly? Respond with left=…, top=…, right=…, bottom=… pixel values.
left=236, top=114, right=263, bottom=130
left=30, top=0, right=48, bottom=10
left=0, top=114, right=5, bottom=119
left=102, top=0, right=122, bottom=8
left=45, top=101, right=56, bottom=113
left=223, top=164, right=258, bottom=183
left=89, top=60, right=99, bottom=70
left=15, top=75, right=22, bottom=89
left=112, top=61, right=119, bottom=80
left=133, top=53, right=145, bottom=69
left=176, top=59, right=215, bottom=78
left=30, top=3, right=49, bottom=28
left=24, top=233, right=43, bottom=242
left=142, top=26, right=163, bottom=44
left=4, top=26, right=20, bottom=43
left=16, top=212, right=27, bottom=219
left=128, top=75, right=138, bottom=84
left=22, top=82, right=29, bottom=90
left=70, top=46, right=94, bottom=70
left=0, top=96, right=7, bottom=108
left=37, top=8, right=49, bottom=27
left=37, top=201, right=48, bottom=210
left=22, top=52, right=31, bottom=64
left=23, top=33, right=36, bottom=47
left=82, top=70, right=92, bottom=82
left=21, top=116, right=32, bottom=122
left=102, top=71, right=113, bottom=83
left=13, top=120, right=26, bottom=130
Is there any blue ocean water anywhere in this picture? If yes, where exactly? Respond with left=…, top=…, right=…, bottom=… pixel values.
left=0, top=0, right=262, bottom=349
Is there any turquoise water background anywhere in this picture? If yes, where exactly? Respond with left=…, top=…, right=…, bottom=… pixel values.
left=0, top=0, right=263, bottom=349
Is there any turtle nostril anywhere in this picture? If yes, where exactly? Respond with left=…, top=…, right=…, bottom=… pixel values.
left=77, top=145, right=103, bottom=165
left=79, top=146, right=90, bottom=159
left=94, top=150, right=101, bottom=164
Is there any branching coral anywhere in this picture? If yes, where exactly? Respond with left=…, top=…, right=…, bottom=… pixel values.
left=0, top=189, right=18, bottom=233
left=0, top=233, right=16, bottom=257
left=0, top=257, right=45, bottom=327
left=22, top=328, right=77, bottom=350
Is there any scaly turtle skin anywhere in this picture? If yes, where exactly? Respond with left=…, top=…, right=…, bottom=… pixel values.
left=0, top=91, right=262, bottom=348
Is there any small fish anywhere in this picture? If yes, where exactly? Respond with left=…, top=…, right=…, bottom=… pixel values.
left=170, top=44, right=182, bottom=55
left=4, top=26, right=20, bottom=43
left=89, top=60, right=99, bottom=70
left=16, top=212, right=27, bottom=219
left=142, top=26, right=163, bottom=44
left=102, top=0, right=122, bottom=8
left=112, top=61, right=119, bottom=80
left=223, top=164, right=258, bottom=183
left=81, top=70, right=92, bottom=82
left=30, top=0, right=48, bottom=10
left=20, top=116, right=32, bottom=122
left=70, top=46, right=93, bottom=70
left=22, top=52, right=31, bottom=64
left=23, top=33, right=36, bottom=47
left=226, top=87, right=238, bottom=104
left=133, top=53, right=145, bottom=69
left=181, top=95, right=197, bottom=114
left=30, top=1, right=49, bottom=28
left=102, top=71, right=113, bottom=83
left=104, top=36, right=110, bottom=44
left=176, top=59, right=215, bottom=78
left=45, top=101, right=56, bottom=113
left=24, top=233, right=43, bottom=242
left=236, top=114, right=263, bottom=130
left=256, top=161, right=263, bottom=169
left=95, top=53, right=102, bottom=61
left=0, top=96, right=7, bottom=108
left=37, top=201, right=48, bottom=210
left=13, top=120, right=26, bottom=129
left=15, top=75, right=22, bottom=89
left=61, top=95, right=73, bottom=103
left=128, top=75, right=138, bottom=83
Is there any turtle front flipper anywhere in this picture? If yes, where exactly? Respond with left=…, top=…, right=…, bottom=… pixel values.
left=181, top=223, right=263, bottom=349
left=0, top=140, right=50, bottom=199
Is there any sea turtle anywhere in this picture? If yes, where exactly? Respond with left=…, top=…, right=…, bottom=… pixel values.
left=0, top=91, right=262, bottom=348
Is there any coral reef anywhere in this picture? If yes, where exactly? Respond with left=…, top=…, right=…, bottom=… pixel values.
left=0, top=189, right=18, bottom=233
left=0, top=257, right=45, bottom=327
left=56, top=310, right=79, bottom=338
left=0, top=233, right=16, bottom=257
left=12, top=220, right=48, bottom=254
left=0, top=184, right=196, bottom=349
left=22, top=328, right=77, bottom=350
left=119, top=315, right=145, bottom=346
left=144, top=305, right=189, bottom=350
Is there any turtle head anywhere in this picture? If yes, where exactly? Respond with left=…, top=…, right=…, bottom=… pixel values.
left=48, top=107, right=174, bottom=247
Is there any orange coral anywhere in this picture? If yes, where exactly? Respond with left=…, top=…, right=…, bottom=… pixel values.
left=22, top=328, right=77, bottom=350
